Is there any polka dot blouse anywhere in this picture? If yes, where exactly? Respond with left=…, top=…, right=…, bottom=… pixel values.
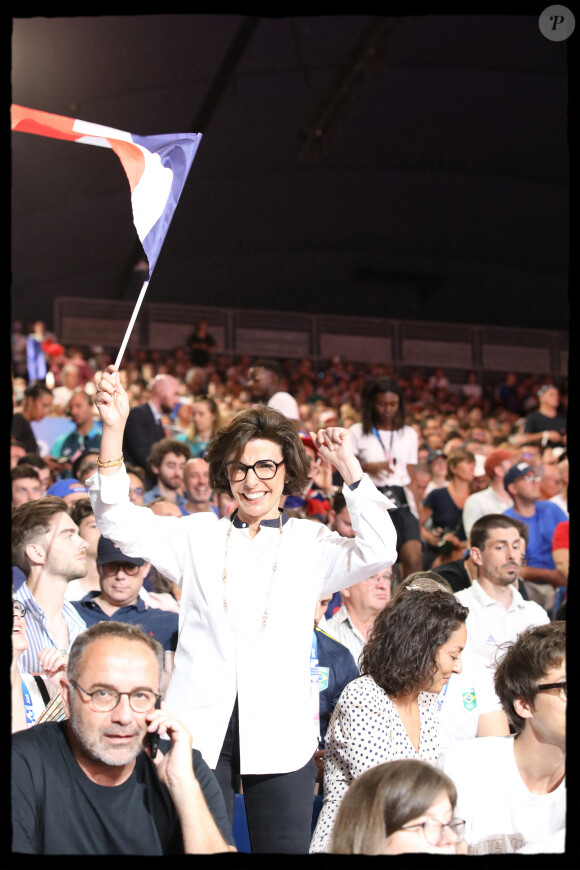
left=309, top=674, right=440, bottom=853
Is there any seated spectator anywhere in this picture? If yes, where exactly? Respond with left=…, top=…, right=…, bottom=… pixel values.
left=17, top=453, right=53, bottom=493
left=72, top=536, right=178, bottom=695
left=50, top=389, right=102, bottom=471
left=126, top=462, right=146, bottom=505
left=312, top=595, right=359, bottom=791
left=551, top=454, right=568, bottom=515
left=324, top=565, right=393, bottom=669
left=404, top=461, right=431, bottom=521
left=330, top=759, right=465, bottom=855
left=310, top=587, right=468, bottom=852
left=12, top=464, right=43, bottom=507
left=72, top=449, right=101, bottom=485
left=439, top=622, right=566, bottom=853
left=455, top=514, right=549, bottom=665
left=11, top=599, right=68, bottom=731
left=176, top=394, right=222, bottom=458
left=144, top=438, right=191, bottom=514
left=420, top=448, right=475, bottom=569
left=503, top=461, right=567, bottom=614
left=11, top=621, right=235, bottom=854
left=147, top=497, right=185, bottom=518
left=462, top=449, right=515, bottom=539
left=51, top=362, right=81, bottom=414
left=11, top=437, right=27, bottom=468
left=11, top=382, right=53, bottom=454
left=511, top=384, right=566, bottom=451
left=398, top=574, right=509, bottom=754
left=182, top=457, right=219, bottom=516
left=65, top=499, right=102, bottom=601
left=12, top=496, right=88, bottom=675
left=423, top=450, right=447, bottom=496
left=436, top=517, right=531, bottom=601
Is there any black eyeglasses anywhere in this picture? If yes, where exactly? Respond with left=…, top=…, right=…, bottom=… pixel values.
left=537, top=681, right=567, bottom=699
left=70, top=679, right=161, bottom=713
left=101, top=561, right=141, bottom=577
left=399, top=817, right=465, bottom=847
left=225, top=459, right=285, bottom=482
left=13, top=600, right=27, bottom=619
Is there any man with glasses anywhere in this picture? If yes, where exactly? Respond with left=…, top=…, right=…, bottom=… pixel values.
left=439, top=621, right=566, bottom=854
left=11, top=621, right=235, bottom=854
left=455, top=514, right=549, bottom=665
left=72, top=536, right=178, bottom=695
left=324, top=565, right=393, bottom=669
left=503, top=461, right=568, bottom=615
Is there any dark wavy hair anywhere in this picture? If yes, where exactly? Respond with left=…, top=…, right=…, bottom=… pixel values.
left=361, top=377, right=405, bottom=434
left=360, top=588, right=468, bottom=696
left=205, top=405, right=311, bottom=497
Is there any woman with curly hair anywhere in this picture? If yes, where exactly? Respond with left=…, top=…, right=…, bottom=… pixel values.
left=310, top=585, right=468, bottom=852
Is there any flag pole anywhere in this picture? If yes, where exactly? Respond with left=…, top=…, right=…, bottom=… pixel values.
left=114, top=279, right=149, bottom=370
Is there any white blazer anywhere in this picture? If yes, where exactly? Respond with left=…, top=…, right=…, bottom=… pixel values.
left=88, top=468, right=397, bottom=774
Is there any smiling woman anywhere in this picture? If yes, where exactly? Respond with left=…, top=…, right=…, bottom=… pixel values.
left=87, top=366, right=398, bottom=854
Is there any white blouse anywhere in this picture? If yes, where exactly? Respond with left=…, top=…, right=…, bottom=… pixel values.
left=88, top=468, right=397, bottom=774
left=310, top=674, right=440, bottom=853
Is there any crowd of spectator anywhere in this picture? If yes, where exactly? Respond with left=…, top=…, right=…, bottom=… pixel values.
left=11, top=317, right=568, bottom=856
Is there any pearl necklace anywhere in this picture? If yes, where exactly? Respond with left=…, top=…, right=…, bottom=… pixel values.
left=222, top=510, right=283, bottom=632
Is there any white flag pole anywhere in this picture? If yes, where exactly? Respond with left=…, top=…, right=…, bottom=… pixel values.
left=114, top=279, right=149, bottom=370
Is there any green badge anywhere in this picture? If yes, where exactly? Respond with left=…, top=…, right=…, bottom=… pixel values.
left=462, top=690, right=477, bottom=712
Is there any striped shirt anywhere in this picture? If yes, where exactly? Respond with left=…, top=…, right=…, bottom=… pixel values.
left=14, top=582, right=87, bottom=675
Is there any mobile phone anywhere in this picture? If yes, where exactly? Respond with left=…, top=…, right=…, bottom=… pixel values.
left=147, top=697, right=161, bottom=759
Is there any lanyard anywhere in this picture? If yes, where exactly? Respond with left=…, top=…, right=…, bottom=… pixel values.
left=22, top=678, right=37, bottom=726
left=372, top=426, right=395, bottom=459
left=437, top=678, right=451, bottom=712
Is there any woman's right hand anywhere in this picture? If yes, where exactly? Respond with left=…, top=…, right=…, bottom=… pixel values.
left=95, top=366, right=130, bottom=430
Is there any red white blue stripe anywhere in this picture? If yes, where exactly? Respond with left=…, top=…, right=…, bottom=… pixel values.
left=11, top=104, right=202, bottom=278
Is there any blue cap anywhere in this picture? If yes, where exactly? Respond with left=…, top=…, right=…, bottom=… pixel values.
left=46, top=478, right=88, bottom=498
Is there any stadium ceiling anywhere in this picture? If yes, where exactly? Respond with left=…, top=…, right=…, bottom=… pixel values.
left=11, top=14, right=570, bottom=331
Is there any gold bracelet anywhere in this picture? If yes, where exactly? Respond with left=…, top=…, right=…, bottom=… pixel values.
left=97, top=454, right=124, bottom=468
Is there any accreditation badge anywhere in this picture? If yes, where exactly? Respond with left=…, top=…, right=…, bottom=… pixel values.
left=462, top=689, right=477, bottom=712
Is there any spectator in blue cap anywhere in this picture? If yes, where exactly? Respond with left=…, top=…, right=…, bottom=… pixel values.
left=72, top=536, right=178, bottom=695
left=46, top=478, right=89, bottom=507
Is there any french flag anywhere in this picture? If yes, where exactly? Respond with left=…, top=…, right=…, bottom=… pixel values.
left=11, top=104, right=202, bottom=279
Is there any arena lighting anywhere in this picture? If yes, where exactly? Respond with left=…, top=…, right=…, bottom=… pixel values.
left=296, top=16, right=420, bottom=163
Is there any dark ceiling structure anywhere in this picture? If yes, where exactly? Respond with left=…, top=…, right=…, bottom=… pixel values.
left=11, top=14, right=570, bottom=332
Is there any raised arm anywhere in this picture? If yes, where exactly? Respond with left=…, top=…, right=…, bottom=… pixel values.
left=94, top=366, right=130, bottom=475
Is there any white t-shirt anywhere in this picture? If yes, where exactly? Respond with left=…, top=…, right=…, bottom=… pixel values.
left=439, top=735, right=566, bottom=854
left=436, top=648, right=503, bottom=755
left=455, top=580, right=550, bottom=665
left=349, top=422, right=418, bottom=488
